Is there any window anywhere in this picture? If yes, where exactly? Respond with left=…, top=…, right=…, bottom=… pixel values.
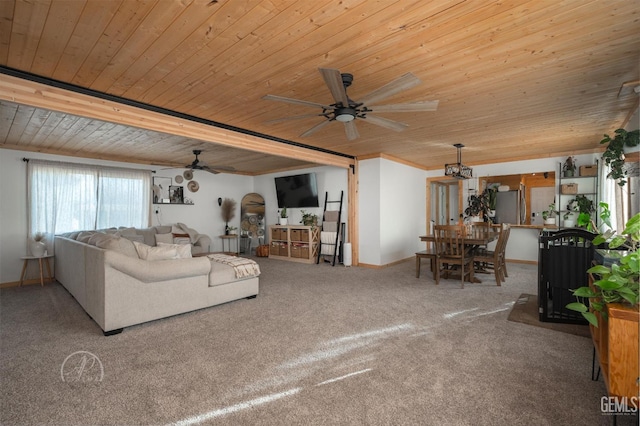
left=28, top=160, right=151, bottom=239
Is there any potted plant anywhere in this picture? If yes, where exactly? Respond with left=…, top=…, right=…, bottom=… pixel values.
left=278, top=207, right=288, bottom=225
left=572, top=194, right=595, bottom=229
left=220, top=198, right=237, bottom=234
left=464, top=192, right=489, bottom=222
left=562, top=156, right=577, bottom=177
left=566, top=202, right=639, bottom=327
left=30, top=232, right=47, bottom=257
left=300, top=210, right=318, bottom=228
left=542, top=203, right=558, bottom=225
left=485, top=186, right=498, bottom=219
left=600, top=128, right=640, bottom=186
left=563, top=199, right=578, bottom=227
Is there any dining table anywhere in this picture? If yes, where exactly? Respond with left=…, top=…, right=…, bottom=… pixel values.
left=419, top=225, right=501, bottom=283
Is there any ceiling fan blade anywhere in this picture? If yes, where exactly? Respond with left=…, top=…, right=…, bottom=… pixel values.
left=358, top=73, right=422, bottom=106
left=266, top=113, right=328, bottom=124
left=362, top=114, right=409, bottom=132
left=318, top=68, right=349, bottom=106
left=300, top=119, right=332, bottom=137
left=344, top=121, right=359, bottom=140
left=202, top=164, right=235, bottom=174
left=367, top=100, right=439, bottom=112
left=262, top=94, right=331, bottom=109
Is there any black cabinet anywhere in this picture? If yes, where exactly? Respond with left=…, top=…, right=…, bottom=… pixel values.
left=538, top=228, right=603, bottom=323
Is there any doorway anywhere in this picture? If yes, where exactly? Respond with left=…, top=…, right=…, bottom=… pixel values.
left=426, top=177, right=463, bottom=233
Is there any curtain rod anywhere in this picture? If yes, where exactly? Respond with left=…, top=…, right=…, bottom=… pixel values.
left=22, top=157, right=153, bottom=174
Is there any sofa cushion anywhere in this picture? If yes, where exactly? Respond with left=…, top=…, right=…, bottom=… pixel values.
left=135, top=228, right=157, bottom=246
left=155, top=233, right=174, bottom=245
left=76, top=231, right=96, bottom=243
left=157, top=242, right=192, bottom=259
left=96, top=235, right=139, bottom=258
left=155, top=225, right=172, bottom=234
left=88, top=232, right=112, bottom=246
left=118, top=227, right=138, bottom=237
left=133, top=241, right=177, bottom=261
left=121, top=234, right=144, bottom=243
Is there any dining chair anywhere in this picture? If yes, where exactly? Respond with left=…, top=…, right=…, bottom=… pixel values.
left=415, top=249, right=437, bottom=279
left=433, top=224, right=474, bottom=288
left=473, top=224, right=510, bottom=285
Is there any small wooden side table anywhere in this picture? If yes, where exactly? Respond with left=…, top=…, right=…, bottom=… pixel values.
left=19, top=255, right=54, bottom=287
left=219, top=234, right=239, bottom=255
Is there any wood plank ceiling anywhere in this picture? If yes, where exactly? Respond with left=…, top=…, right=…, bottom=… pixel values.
left=0, top=0, right=638, bottom=175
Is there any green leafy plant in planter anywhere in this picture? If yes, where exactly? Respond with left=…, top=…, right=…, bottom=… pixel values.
left=464, top=191, right=490, bottom=222
left=562, top=156, right=577, bottom=177
left=563, top=199, right=578, bottom=226
left=542, top=202, right=558, bottom=224
left=300, top=210, right=318, bottom=229
left=571, top=194, right=595, bottom=229
left=566, top=202, right=640, bottom=327
left=278, top=206, right=288, bottom=225
left=600, top=128, right=640, bottom=186
left=485, top=186, right=498, bottom=219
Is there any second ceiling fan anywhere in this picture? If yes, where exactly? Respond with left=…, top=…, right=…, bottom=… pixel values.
left=263, top=68, right=438, bottom=141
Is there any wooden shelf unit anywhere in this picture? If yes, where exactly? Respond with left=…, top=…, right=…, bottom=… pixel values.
left=268, top=225, right=319, bottom=264
left=557, top=160, right=598, bottom=228
left=590, top=276, right=640, bottom=402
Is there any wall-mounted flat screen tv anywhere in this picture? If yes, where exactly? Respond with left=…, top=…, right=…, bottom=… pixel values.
left=274, top=173, right=320, bottom=208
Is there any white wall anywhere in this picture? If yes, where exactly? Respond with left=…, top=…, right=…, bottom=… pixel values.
left=151, top=168, right=253, bottom=252
left=253, top=165, right=349, bottom=234
left=358, top=158, right=428, bottom=265
left=358, top=159, right=381, bottom=265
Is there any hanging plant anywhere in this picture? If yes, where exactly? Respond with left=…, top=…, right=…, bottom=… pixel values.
left=600, top=128, right=639, bottom=186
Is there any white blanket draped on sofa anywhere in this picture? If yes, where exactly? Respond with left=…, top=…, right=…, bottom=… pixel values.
left=208, top=254, right=261, bottom=278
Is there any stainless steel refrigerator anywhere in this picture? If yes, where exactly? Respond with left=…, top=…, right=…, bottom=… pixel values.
left=494, top=190, right=520, bottom=224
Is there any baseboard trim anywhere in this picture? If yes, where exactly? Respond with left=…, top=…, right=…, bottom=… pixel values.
left=359, top=257, right=414, bottom=269
left=506, top=259, right=537, bottom=265
left=0, top=279, right=52, bottom=288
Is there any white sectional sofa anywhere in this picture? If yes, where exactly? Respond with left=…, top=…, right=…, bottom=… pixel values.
left=54, top=226, right=259, bottom=335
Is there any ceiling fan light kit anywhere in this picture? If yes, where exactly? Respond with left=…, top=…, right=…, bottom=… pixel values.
left=445, top=143, right=473, bottom=180
left=180, top=149, right=235, bottom=175
left=263, top=68, right=438, bottom=140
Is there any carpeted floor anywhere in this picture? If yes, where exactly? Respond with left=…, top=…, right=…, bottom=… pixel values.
left=1, top=259, right=636, bottom=425
left=507, top=293, right=591, bottom=338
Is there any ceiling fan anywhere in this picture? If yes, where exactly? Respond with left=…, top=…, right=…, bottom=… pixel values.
left=183, top=150, right=235, bottom=174
left=263, top=68, right=438, bottom=140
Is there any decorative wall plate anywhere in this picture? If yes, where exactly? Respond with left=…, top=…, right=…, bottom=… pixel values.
left=175, top=175, right=183, bottom=184
left=183, top=170, right=193, bottom=180
left=187, top=181, right=199, bottom=192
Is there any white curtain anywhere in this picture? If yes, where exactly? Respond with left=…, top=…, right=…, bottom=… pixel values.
left=27, top=160, right=151, bottom=253
left=600, top=160, right=626, bottom=234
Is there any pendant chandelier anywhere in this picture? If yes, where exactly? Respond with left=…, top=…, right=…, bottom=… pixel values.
left=444, top=143, right=473, bottom=179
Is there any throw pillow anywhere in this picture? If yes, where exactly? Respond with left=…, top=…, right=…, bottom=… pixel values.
left=133, top=241, right=177, bottom=261
left=155, top=233, right=174, bottom=245
left=157, top=242, right=192, bottom=259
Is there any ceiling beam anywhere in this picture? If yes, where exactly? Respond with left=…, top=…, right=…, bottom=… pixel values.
left=0, top=71, right=355, bottom=169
